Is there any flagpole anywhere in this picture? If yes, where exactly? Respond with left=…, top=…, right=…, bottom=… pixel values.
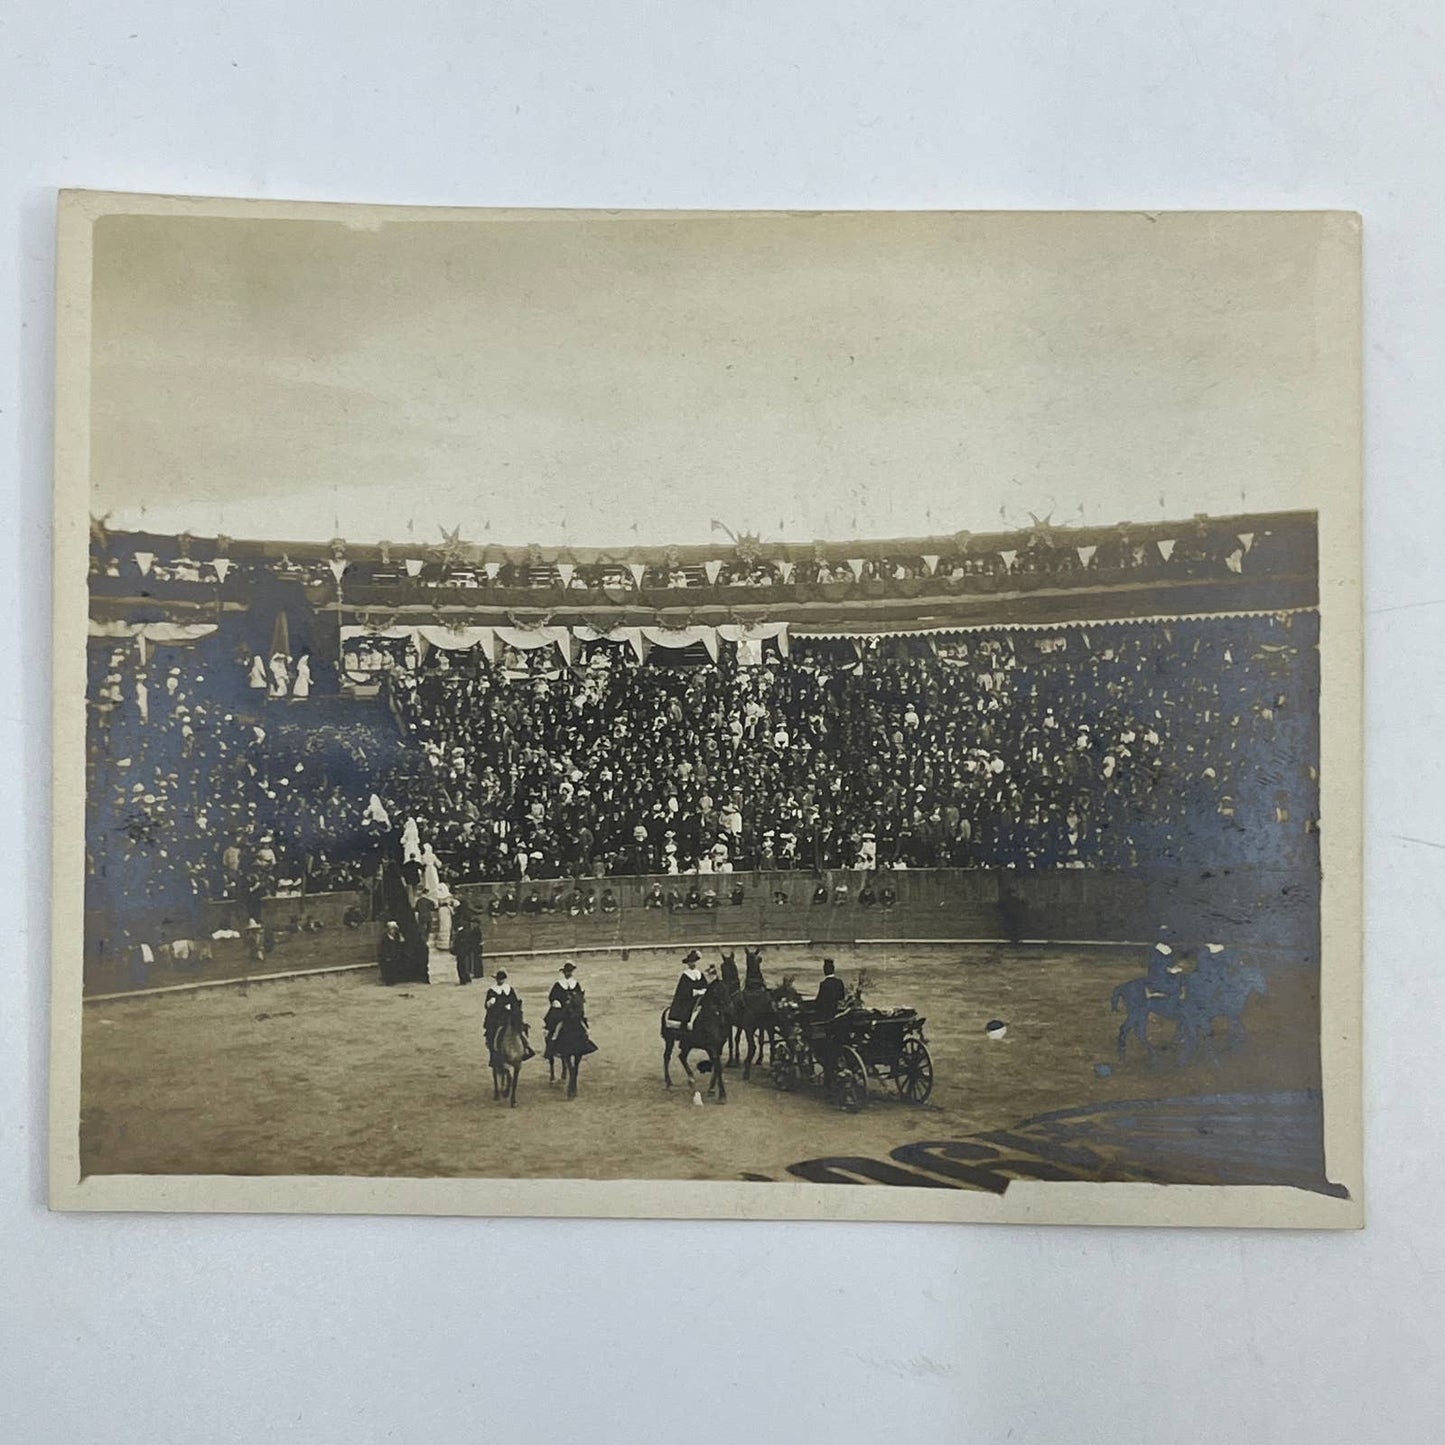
left=335, top=572, right=344, bottom=695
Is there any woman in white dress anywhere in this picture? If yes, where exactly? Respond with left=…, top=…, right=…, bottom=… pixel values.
left=432, top=885, right=454, bottom=951
left=268, top=652, right=290, bottom=698
left=420, top=843, right=441, bottom=896
left=291, top=654, right=312, bottom=699
left=248, top=654, right=267, bottom=691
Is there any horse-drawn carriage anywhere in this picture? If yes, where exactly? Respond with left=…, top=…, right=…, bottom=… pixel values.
left=771, top=998, right=934, bottom=1112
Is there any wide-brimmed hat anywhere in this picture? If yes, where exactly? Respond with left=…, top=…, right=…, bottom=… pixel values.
left=682, top=949, right=701, bottom=965
left=560, top=961, right=576, bottom=974
left=495, top=969, right=508, bottom=981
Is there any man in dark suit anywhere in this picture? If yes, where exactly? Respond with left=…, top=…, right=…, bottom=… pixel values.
left=813, top=958, right=849, bottom=1087
left=814, top=957, right=847, bottom=1015
left=452, top=903, right=482, bottom=985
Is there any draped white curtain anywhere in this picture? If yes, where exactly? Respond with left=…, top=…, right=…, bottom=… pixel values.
left=494, top=625, right=571, bottom=653
left=573, top=624, right=647, bottom=661
left=339, top=625, right=413, bottom=643
left=415, top=625, right=496, bottom=660
left=88, top=620, right=218, bottom=642
left=642, top=625, right=719, bottom=660
left=715, top=621, right=790, bottom=657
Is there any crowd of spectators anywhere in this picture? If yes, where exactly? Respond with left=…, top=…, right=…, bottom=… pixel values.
left=84, top=609, right=1320, bottom=943
left=85, top=641, right=405, bottom=935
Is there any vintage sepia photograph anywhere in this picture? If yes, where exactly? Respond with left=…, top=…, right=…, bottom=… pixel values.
left=50, top=195, right=1362, bottom=1225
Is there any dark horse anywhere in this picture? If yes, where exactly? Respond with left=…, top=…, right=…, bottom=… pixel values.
left=661, top=976, right=732, bottom=1102
left=1112, top=960, right=1268, bottom=1066
left=737, top=969, right=800, bottom=1082
left=488, top=993, right=532, bottom=1106
left=719, top=951, right=743, bottom=1066
left=546, top=989, right=597, bottom=1099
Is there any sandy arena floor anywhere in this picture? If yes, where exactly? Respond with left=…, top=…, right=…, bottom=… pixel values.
left=78, top=943, right=1323, bottom=1186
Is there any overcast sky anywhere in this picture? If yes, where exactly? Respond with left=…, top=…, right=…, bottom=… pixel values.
left=88, top=207, right=1351, bottom=548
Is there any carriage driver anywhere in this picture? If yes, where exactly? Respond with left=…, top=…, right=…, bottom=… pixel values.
left=667, top=950, right=707, bottom=1031
left=813, top=958, right=849, bottom=1086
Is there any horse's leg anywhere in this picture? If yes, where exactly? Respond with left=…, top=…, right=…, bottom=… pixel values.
left=1117, top=1012, right=1133, bottom=1061
left=509, top=1064, right=519, bottom=1107
left=742, top=1028, right=755, bottom=1082
left=567, top=1055, right=578, bottom=1100
left=1175, top=1017, right=1197, bottom=1068
left=663, top=1037, right=673, bottom=1088
left=714, top=1048, right=727, bottom=1103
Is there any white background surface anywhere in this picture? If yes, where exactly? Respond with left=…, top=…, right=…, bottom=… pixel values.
left=2, top=5, right=1438, bottom=1441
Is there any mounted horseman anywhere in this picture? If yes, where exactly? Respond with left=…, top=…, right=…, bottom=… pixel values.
left=661, top=950, right=730, bottom=1102
left=544, top=959, right=597, bottom=1098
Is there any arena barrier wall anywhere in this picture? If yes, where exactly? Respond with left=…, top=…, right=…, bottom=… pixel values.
left=200, top=865, right=1319, bottom=964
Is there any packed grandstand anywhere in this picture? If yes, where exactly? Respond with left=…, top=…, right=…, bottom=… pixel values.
left=83, top=511, right=1320, bottom=948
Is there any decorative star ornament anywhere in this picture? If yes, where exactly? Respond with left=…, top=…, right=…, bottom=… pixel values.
left=431, top=525, right=467, bottom=567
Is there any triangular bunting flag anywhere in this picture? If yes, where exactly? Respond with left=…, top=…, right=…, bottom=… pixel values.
left=922, top=555, right=940, bottom=574
left=211, top=558, right=232, bottom=583
left=134, top=551, right=154, bottom=577
left=1076, top=544, right=1097, bottom=567
left=778, top=560, right=795, bottom=583
left=557, top=563, right=575, bottom=587
left=328, top=559, right=348, bottom=583
left=847, top=559, right=865, bottom=580
left=704, top=560, right=723, bottom=584
left=404, top=558, right=424, bottom=577
left=484, top=561, right=501, bottom=581
left=629, top=563, right=647, bottom=587
left=999, top=550, right=1017, bottom=570
left=1158, top=539, right=1176, bottom=561
left=1238, top=532, right=1255, bottom=552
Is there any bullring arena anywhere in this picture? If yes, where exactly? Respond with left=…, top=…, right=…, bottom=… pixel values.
left=78, top=511, right=1339, bottom=1195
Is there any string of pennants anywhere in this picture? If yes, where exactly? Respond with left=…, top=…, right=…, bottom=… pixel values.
left=130, top=533, right=1258, bottom=585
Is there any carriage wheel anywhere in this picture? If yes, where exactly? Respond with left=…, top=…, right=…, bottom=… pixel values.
left=835, top=1046, right=868, bottom=1113
left=772, top=1040, right=799, bottom=1092
left=895, top=1037, right=934, bottom=1104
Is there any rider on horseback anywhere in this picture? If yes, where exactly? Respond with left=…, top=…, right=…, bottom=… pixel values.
left=1145, top=942, right=1186, bottom=1000
left=667, top=949, right=707, bottom=1032
left=485, top=969, right=535, bottom=1066
left=1194, top=942, right=1234, bottom=989
left=544, top=960, right=583, bottom=1055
